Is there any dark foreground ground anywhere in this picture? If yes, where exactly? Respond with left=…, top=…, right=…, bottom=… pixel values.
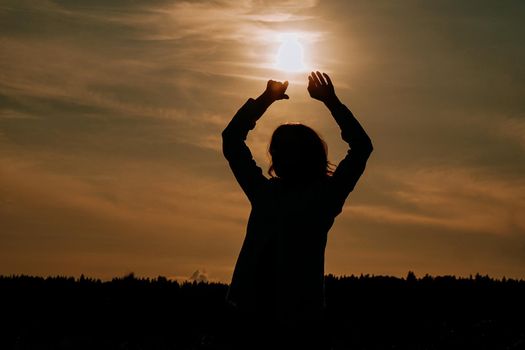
left=1, top=273, right=524, bottom=350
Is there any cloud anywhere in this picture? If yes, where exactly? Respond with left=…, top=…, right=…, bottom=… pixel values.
left=0, top=153, right=249, bottom=279
left=345, top=165, right=525, bottom=236
left=1, top=0, right=524, bottom=280
left=0, top=0, right=326, bottom=156
left=499, top=116, right=525, bottom=151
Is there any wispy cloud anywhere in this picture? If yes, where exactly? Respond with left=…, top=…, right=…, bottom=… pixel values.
left=346, top=166, right=525, bottom=236
left=1, top=0, right=524, bottom=280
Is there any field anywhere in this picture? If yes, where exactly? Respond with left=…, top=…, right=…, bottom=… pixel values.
left=2, top=273, right=524, bottom=349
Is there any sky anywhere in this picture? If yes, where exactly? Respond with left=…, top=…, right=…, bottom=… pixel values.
left=1, top=0, right=524, bottom=282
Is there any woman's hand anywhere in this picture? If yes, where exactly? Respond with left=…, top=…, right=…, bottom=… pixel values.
left=259, top=80, right=289, bottom=103
left=308, top=71, right=340, bottom=106
left=255, top=79, right=289, bottom=109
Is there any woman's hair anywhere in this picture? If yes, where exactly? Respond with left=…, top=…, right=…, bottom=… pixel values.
left=268, top=123, right=333, bottom=180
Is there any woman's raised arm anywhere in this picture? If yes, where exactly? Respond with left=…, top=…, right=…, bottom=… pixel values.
left=222, top=80, right=289, bottom=203
left=308, top=71, right=373, bottom=212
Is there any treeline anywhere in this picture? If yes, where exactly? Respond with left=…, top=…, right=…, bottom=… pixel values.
left=1, top=273, right=524, bottom=349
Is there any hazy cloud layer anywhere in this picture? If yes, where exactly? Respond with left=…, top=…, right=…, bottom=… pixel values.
left=1, top=0, right=524, bottom=280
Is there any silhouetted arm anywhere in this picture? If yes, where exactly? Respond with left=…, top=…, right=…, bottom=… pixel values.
left=308, top=72, right=373, bottom=211
left=222, top=80, right=289, bottom=203
left=327, top=100, right=373, bottom=204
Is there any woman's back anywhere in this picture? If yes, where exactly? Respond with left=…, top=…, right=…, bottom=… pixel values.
left=228, top=177, right=337, bottom=320
left=222, top=72, right=372, bottom=347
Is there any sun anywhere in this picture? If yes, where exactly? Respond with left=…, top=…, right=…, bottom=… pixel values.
left=274, top=33, right=307, bottom=72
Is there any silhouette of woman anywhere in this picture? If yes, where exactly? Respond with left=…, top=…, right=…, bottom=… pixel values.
left=222, top=72, right=373, bottom=349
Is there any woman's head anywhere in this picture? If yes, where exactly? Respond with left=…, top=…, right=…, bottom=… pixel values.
left=269, top=123, right=331, bottom=180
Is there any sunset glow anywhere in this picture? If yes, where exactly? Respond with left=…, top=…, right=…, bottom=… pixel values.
left=1, top=1, right=524, bottom=282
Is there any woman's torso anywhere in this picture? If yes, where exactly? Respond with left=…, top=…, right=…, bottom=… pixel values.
left=228, top=177, right=341, bottom=321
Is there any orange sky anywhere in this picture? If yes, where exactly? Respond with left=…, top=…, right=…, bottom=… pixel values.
left=1, top=0, right=524, bottom=281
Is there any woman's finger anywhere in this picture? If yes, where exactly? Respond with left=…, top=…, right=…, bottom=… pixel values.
left=308, top=76, right=315, bottom=88
left=311, top=71, right=321, bottom=86
left=322, top=73, right=333, bottom=86
left=316, top=71, right=327, bottom=85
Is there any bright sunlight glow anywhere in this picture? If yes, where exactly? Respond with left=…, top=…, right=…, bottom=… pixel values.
left=275, top=33, right=306, bottom=72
